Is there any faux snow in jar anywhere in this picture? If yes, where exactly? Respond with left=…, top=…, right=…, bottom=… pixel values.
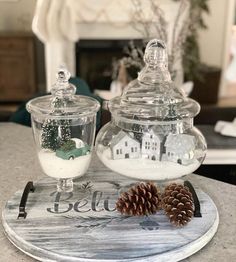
left=96, top=39, right=207, bottom=181
left=27, top=67, right=100, bottom=192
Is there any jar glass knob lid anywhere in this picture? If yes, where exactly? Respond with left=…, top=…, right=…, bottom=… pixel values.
left=51, top=65, right=76, bottom=99
left=138, top=39, right=170, bottom=84
left=108, top=38, right=200, bottom=123
left=26, top=66, right=100, bottom=119
left=143, top=39, right=168, bottom=66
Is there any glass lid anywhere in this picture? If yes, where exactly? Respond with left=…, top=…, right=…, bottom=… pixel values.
left=109, top=39, right=200, bottom=123
left=27, top=66, right=100, bottom=119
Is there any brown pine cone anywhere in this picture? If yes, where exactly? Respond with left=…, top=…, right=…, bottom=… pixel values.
left=116, top=182, right=161, bottom=216
left=162, top=183, right=194, bottom=227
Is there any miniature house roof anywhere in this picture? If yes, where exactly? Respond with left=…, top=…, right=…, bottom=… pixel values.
left=143, top=129, right=160, bottom=140
left=164, top=134, right=195, bottom=152
left=110, top=131, right=139, bottom=148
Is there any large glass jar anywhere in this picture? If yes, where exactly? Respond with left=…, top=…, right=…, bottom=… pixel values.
left=27, top=67, right=100, bottom=192
left=96, top=39, right=206, bottom=181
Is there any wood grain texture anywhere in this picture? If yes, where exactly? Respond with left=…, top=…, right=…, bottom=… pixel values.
left=0, top=34, right=36, bottom=102
left=2, top=167, right=219, bottom=262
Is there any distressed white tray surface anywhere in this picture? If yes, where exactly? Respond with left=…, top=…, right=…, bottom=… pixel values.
left=2, top=168, right=219, bottom=262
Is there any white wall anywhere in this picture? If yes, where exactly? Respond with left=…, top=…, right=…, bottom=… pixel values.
left=0, top=0, right=232, bottom=95
left=198, top=0, right=231, bottom=68
left=0, top=0, right=36, bottom=31
left=197, top=0, right=236, bottom=98
left=0, top=0, right=230, bottom=68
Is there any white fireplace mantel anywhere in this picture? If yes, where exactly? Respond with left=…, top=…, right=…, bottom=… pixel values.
left=32, top=0, right=188, bottom=91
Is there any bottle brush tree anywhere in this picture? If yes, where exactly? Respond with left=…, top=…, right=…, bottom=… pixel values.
left=41, top=119, right=72, bottom=151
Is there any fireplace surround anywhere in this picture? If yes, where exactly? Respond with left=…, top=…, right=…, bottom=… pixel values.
left=76, top=39, right=143, bottom=92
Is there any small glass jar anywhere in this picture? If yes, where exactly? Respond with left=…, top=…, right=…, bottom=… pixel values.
left=27, top=67, right=100, bottom=192
left=96, top=39, right=207, bottom=181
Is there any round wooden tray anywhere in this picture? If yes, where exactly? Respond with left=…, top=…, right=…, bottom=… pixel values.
left=2, top=170, right=219, bottom=262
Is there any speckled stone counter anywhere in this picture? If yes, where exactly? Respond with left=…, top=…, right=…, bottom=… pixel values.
left=0, top=123, right=235, bottom=261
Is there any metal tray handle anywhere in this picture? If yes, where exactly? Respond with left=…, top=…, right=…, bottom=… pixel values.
left=17, top=181, right=35, bottom=219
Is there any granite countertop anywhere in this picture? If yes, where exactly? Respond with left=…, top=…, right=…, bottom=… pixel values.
left=0, top=123, right=235, bottom=261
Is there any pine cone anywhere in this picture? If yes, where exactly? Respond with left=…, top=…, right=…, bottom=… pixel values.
left=116, top=182, right=161, bottom=216
left=162, top=183, right=194, bottom=227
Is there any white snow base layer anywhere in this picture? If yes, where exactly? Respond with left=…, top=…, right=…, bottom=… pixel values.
left=98, top=148, right=200, bottom=180
left=38, top=150, right=91, bottom=179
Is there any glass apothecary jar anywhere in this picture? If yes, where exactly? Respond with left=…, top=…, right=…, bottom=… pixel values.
left=27, top=67, right=100, bottom=192
left=96, top=39, right=207, bottom=181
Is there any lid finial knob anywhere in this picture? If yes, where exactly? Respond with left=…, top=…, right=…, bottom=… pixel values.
left=144, top=39, right=168, bottom=66
left=51, top=65, right=76, bottom=98
left=56, top=65, right=71, bottom=83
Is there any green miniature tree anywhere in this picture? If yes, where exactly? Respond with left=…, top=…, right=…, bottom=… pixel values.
left=41, top=119, right=72, bottom=151
left=41, top=119, right=59, bottom=151
left=41, top=94, right=72, bottom=151
left=58, top=119, right=72, bottom=145
left=59, top=140, right=76, bottom=152
left=132, top=116, right=143, bottom=143
left=167, top=104, right=178, bottom=120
